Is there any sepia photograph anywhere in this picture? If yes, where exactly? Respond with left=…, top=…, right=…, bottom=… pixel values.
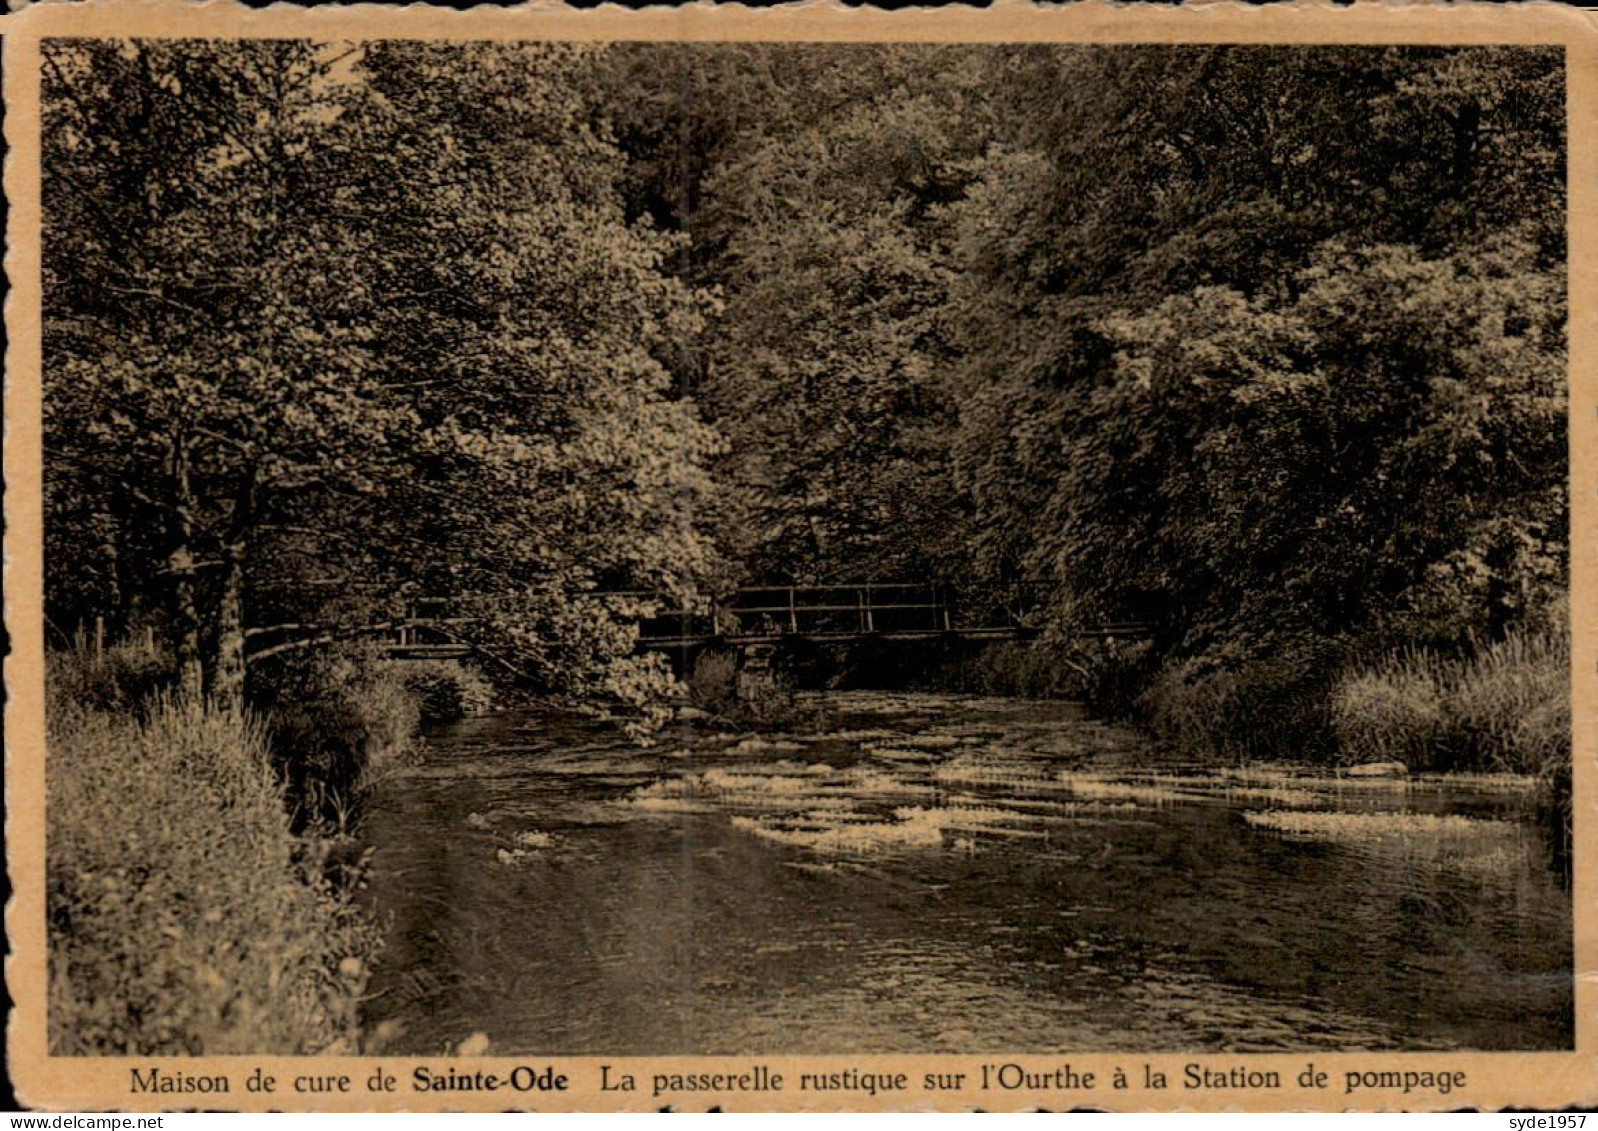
left=4, top=3, right=1591, bottom=1112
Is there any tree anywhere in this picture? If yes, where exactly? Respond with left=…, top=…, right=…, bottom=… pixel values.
left=43, top=40, right=725, bottom=718
left=341, top=42, right=723, bottom=711
left=945, top=45, right=1566, bottom=655
left=1036, top=235, right=1565, bottom=655
left=44, top=40, right=402, bottom=705
left=675, top=47, right=996, bottom=583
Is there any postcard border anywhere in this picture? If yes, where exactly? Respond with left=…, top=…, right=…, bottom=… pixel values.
left=5, top=0, right=1596, bottom=1111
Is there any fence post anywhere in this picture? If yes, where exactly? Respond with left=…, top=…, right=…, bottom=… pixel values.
left=788, top=587, right=798, bottom=634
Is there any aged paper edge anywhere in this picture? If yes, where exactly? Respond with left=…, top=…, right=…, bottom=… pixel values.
left=4, top=0, right=1595, bottom=1112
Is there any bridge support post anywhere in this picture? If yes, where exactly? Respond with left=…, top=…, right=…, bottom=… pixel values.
left=736, top=642, right=780, bottom=703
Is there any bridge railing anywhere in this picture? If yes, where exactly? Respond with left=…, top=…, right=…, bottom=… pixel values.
left=631, top=583, right=1034, bottom=645
left=387, top=584, right=1146, bottom=655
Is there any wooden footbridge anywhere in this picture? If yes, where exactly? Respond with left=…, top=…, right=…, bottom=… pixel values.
left=382, top=583, right=1149, bottom=661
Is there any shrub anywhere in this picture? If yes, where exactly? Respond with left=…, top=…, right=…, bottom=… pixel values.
left=948, top=637, right=1154, bottom=712
left=375, top=659, right=495, bottom=723
left=822, top=634, right=1154, bottom=708
left=47, top=699, right=379, bottom=1054
left=1077, top=639, right=1160, bottom=718
left=967, top=640, right=1080, bottom=699
left=686, top=647, right=812, bottom=730
left=1139, top=637, right=1345, bottom=762
left=249, top=644, right=423, bottom=824
left=687, top=649, right=739, bottom=717
left=46, top=634, right=175, bottom=721
left=732, top=667, right=809, bottom=730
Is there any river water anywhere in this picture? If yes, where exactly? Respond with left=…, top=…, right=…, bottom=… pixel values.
left=360, top=692, right=1571, bottom=1055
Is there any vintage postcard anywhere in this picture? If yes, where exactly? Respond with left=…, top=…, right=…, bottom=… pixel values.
left=5, top=0, right=1595, bottom=1112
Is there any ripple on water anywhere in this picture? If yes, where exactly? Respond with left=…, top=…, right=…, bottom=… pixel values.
left=730, top=804, right=1037, bottom=856
left=1241, top=808, right=1557, bottom=899
left=362, top=694, right=1570, bottom=1056
left=1055, top=775, right=1197, bottom=806
left=1243, top=809, right=1515, bottom=840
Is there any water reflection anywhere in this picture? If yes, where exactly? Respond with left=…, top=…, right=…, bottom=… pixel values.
left=361, top=692, right=1571, bottom=1055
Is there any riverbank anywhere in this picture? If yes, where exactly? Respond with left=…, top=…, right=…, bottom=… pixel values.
left=44, top=640, right=493, bottom=1054
left=1131, top=619, right=1571, bottom=878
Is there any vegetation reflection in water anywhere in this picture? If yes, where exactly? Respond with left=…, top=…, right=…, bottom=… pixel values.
left=361, top=692, right=1571, bottom=1057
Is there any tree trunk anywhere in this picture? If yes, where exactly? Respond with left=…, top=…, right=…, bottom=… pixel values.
left=95, top=495, right=124, bottom=638
left=210, top=467, right=257, bottom=714
left=212, top=558, right=246, bottom=713
left=167, top=434, right=204, bottom=700
left=1449, top=98, right=1482, bottom=195
left=1485, top=531, right=1516, bottom=643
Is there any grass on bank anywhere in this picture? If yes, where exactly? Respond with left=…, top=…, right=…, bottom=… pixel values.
left=46, top=630, right=176, bottom=717
left=1329, top=621, right=1569, bottom=775
left=253, top=648, right=494, bottom=813
left=47, top=693, right=378, bottom=1054
left=1042, top=616, right=1570, bottom=777
left=1125, top=616, right=1570, bottom=877
left=46, top=642, right=494, bottom=1054
left=1329, top=618, right=1571, bottom=880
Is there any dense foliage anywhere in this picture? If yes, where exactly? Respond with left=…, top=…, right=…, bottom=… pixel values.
left=47, top=669, right=379, bottom=1054
left=44, top=41, right=720, bottom=719
left=945, top=46, right=1566, bottom=658
left=45, top=42, right=1567, bottom=752
left=40, top=42, right=1571, bottom=1058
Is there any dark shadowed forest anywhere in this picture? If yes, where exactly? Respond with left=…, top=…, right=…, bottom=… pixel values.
left=40, top=42, right=1570, bottom=1056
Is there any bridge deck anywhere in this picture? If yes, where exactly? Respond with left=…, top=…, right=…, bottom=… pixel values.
left=637, top=625, right=1032, bottom=650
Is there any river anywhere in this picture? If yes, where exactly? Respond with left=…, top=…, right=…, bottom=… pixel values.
left=360, top=691, right=1571, bottom=1055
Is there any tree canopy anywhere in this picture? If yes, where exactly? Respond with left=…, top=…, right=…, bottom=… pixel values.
left=43, top=41, right=1568, bottom=716
left=44, top=39, right=722, bottom=716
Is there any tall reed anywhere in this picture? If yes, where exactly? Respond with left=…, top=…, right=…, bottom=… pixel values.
left=1330, top=620, right=1569, bottom=774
